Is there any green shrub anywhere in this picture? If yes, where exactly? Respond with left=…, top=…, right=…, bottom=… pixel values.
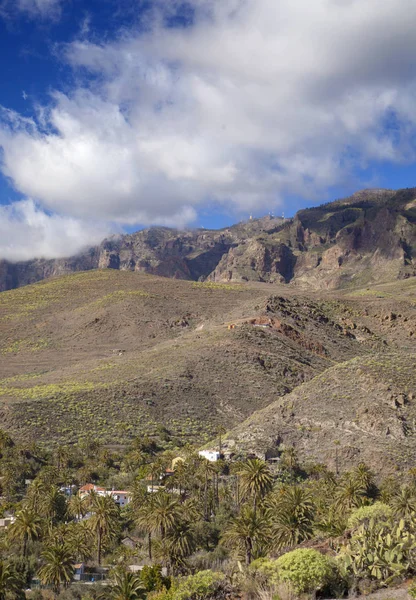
left=348, top=502, right=392, bottom=529
left=176, top=570, right=226, bottom=600
left=149, top=572, right=227, bottom=600
left=250, top=557, right=280, bottom=586
left=149, top=587, right=175, bottom=600
left=275, top=549, right=334, bottom=594
left=140, top=565, right=170, bottom=592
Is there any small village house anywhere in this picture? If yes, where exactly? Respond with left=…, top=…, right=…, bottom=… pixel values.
left=73, top=563, right=85, bottom=581
left=0, top=516, right=15, bottom=529
left=198, top=450, right=220, bottom=462
left=79, top=484, right=131, bottom=507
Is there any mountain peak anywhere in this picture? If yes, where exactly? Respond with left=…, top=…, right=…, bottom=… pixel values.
left=0, top=187, right=415, bottom=292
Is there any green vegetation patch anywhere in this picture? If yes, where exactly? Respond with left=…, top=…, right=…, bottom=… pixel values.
left=1, top=338, right=50, bottom=355
left=79, top=289, right=152, bottom=310
left=191, top=281, right=243, bottom=291
left=0, top=270, right=116, bottom=318
left=0, top=380, right=111, bottom=400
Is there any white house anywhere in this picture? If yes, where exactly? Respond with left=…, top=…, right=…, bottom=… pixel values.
left=78, top=484, right=131, bottom=506
left=0, top=517, right=15, bottom=529
left=110, top=491, right=131, bottom=507
left=198, top=450, right=220, bottom=462
left=147, top=484, right=166, bottom=493
left=128, top=566, right=168, bottom=576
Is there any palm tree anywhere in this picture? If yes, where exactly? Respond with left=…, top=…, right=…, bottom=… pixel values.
left=352, top=463, right=375, bottom=496
left=217, top=425, right=226, bottom=457
left=390, top=485, right=416, bottom=518
left=65, top=521, right=94, bottom=562
left=26, top=478, right=47, bottom=513
left=111, top=569, right=145, bottom=600
left=316, top=505, right=348, bottom=537
left=9, top=507, right=42, bottom=557
left=334, top=474, right=366, bottom=512
left=1, top=462, right=20, bottom=502
left=222, top=506, right=269, bottom=565
left=145, top=460, right=166, bottom=494
left=148, top=492, right=180, bottom=539
left=37, top=466, right=60, bottom=487
left=0, top=560, right=22, bottom=600
left=280, top=447, right=299, bottom=472
left=56, top=445, right=70, bottom=473
left=198, top=458, right=216, bottom=520
left=167, top=460, right=189, bottom=499
left=123, top=450, right=145, bottom=474
left=43, top=487, right=67, bottom=526
left=80, top=437, right=101, bottom=461
left=236, top=459, right=273, bottom=513
left=88, top=494, right=120, bottom=565
left=136, top=496, right=155, bottom=561
left=181, top=498, right=203, bottom=522
left=267, top=486, right=315, bottom=550
left=379, top=476, right=399, bottom=504
left=165, top=519, right=196, bottom=573
left=38, top=544, right=75, bottom=595
left=68, top=494, right=87, bottom=521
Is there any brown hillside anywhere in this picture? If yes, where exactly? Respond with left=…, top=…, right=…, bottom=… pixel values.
left=0, top=269, right=415, bottom=475
left=223, top=277, right=416, bottom=475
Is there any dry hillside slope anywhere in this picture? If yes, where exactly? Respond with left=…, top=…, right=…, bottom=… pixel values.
left=223, top=278, right=416, bottom=475
left=0, top=269, right=415, bottom=478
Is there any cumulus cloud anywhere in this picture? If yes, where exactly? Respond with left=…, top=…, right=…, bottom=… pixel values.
left=0, top=0, right=61, bottom=19
left=0, top=199, right=110, bottom=261
left=2, top=0, right=416, bottom=259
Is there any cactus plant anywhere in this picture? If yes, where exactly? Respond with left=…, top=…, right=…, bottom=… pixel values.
left=341, top=517, right=416, bottom=585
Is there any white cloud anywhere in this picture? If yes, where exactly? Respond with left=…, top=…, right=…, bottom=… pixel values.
left=0, top=0, right=61, bottom=19
left=0, top=199, right=110, bottom=261
left=2, top=0, right=416, bottom=259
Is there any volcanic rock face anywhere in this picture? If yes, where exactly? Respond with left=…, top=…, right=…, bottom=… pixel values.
left=1, top=188, right=415, bottom=292
left=0, top=250, right=101, bottom=292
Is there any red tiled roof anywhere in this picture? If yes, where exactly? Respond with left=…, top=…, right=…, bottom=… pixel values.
left=79, top=484, right=105, bottom=493
left=79, top=484, right=95, bottom=492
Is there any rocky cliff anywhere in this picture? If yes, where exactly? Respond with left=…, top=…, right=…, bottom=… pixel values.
left=1, top=187, right=415, bottom=292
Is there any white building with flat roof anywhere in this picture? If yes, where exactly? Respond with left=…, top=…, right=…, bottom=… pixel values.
left=198, top=450, right=220, bottom=462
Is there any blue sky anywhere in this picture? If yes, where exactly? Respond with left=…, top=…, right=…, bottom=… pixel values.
left=1, top=0, right=416, bottom=260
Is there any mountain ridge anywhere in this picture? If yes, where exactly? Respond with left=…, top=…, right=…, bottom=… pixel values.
left=1, top=187, right=415, bottom=474
left=1, top=187, right=415, bottom=292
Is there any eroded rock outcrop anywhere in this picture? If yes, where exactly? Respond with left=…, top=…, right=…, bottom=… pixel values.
left=1, top=188, right=415, bottom=291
